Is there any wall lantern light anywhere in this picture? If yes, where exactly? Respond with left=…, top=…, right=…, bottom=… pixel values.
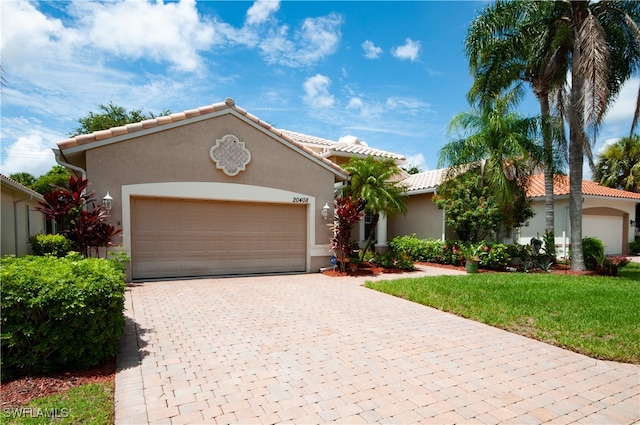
left=631, top=219, right=636, bottom=226
left=321, top=202, right=331, bottom=220
left=103, top=192, right=113, bottom=213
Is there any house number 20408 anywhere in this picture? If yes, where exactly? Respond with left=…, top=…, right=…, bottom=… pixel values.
left=292, top=197, right=309, bottom=203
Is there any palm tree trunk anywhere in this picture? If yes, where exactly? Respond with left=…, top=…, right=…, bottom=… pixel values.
left=360, top=213, right=379, bottom=262
left=569, top=2, right=587, bottom=271
left=539, top=94, right=556, bottom=258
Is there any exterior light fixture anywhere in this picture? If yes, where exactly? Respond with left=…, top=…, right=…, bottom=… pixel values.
left=321, top=202, right=331, bottom=220
left=103, top=192, right=113, bottom=213
left=631, top=219, right=636, bottom=226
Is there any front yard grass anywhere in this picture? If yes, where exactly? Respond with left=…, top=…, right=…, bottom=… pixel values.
left=2, top=382, right=114, bottom=425
left=366, top=262, right=640, bottom=364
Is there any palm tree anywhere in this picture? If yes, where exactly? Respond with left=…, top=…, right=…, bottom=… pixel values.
left=561, top=1, right=640, bottom=270
left=593, top=135, right=640, bottom=193
left=342, top=156, right=407, bottom=260
left=440, top=93, right=543, bottom=241
left=465, top=0, right=570, bottom=254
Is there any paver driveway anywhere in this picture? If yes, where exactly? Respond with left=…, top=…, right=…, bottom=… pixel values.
left=115, top=267, right=639, bottom=424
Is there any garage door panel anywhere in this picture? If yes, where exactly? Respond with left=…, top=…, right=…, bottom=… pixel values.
left=131, top=197, right=307, bottom=279
left=583, top=215, right=622, bottom=255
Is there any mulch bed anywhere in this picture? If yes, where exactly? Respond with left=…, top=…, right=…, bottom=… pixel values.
left=0, top=358, right=116, bottom=409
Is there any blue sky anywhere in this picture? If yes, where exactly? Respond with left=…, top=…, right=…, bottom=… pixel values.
left=1, top=0, right=638, bottom=178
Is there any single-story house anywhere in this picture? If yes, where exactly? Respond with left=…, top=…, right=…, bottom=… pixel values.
left=55, top=98, right=350, bottom=281
left=388, top=169, right=640, bottom=256
left=1, top=174, right=45, bottom=256
left=53, top=98, right=640, bottom=279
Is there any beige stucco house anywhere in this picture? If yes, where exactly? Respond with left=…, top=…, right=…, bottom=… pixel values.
left=1, top=174, right=45, bottom=256
left=55, top=98, right=348, bottom=280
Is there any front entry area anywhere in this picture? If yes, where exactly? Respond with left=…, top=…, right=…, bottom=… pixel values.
left=130, top=197, right=307, bottom=279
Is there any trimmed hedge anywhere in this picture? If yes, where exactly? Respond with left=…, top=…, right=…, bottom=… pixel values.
left=389, top=235, right=512, bottom=270
left=1, top=254, right=126, bottom=380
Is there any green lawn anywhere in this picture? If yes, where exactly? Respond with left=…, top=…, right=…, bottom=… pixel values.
left=366, top=262, right=640, bottom=364
left=2, top=383, right=113, bottom=425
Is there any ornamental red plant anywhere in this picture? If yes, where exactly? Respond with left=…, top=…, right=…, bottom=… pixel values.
left=36, top=176, right=121, bottom=257
left=330, top=196, right=364, bottom=272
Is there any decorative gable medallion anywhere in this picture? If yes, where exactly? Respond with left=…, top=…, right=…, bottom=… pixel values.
left=209, top=134, right=251, bottom=176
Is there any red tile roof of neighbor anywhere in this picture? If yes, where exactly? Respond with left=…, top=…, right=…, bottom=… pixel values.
left=527, top=174, right=640, bottom=200
left=56, top=98, right=349, bottom=179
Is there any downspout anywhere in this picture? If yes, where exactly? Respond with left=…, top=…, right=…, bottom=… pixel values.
left=53, top=149, right=87, bottom=180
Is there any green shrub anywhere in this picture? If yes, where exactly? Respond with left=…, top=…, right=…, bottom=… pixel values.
left=389, top=235, right=428, bottom=261
left=582, top=237, right=605, bottom=271
left=371, top=250, right=414, bottom=270
left=29, top=233, right=71, bottom=257
left=505, top=243, right=531, bottom=262
left=477, top=242, right=510, bottom=270
left=629, top=238, right=640, bottom=255
left=0, top=254, right=126, bottom=380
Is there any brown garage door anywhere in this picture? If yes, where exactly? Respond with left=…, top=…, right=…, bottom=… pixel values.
left=131, top=197, right=307, bottom=279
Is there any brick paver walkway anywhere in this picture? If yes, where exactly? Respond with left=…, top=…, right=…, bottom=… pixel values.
left=115, top=267, right=639, bottom=424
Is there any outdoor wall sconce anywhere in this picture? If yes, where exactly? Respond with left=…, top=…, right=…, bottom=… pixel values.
left=631, top=219, right=636, bottom=226
left=321, top=202, right=331, bottom=220
left=103, top=192, right=113, bottom=213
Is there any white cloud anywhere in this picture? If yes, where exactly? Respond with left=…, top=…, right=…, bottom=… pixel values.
left=0, top=129, right=60, bottom=177
left=362, top=40, right=382, bottom=59
left=260, top=13, right=342, bottom=67
left=347, top=97, right=364, bottom=109
left=386, top=96, right=432, bottom=114
left=72, top=0, right=216, bottom=72
left=404, top=153, right=427, bottom=172
left=303, top=74, right=335, bottom=108
left=392, top=38, right=421, bottom=61
left=603, top=77, right=639, bottom=124
left=246, top=0, right=280, bottom=25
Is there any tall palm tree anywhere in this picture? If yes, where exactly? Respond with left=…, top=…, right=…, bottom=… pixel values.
left=439, top=93, right=542, bottom=240
left=562, top=0, right=640, bottom=270
left=342, top=156, right=407, bottom=260
left=465, top=0, right=570, bottom=253
left=593, top=135, right=640, bottom=193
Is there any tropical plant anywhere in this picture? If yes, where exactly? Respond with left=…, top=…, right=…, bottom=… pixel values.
left=30, top=165, right=71, bottom=195
left=434, top=168, right=533, bottom=243
left=593, top=135, right=640, bottom=192
left=439, top=93, right=539, bottom=240
left=71, top=102, right=171, bottom=136
left=342, top=156, right=407, bottom=261
left=330, top=196, right=364, bottom=272
left=8, top=172, right=36, bottom=188
left=465, top=0, right=570, bottom=257
left=35, top=176, right=121, bottom=257
left=562, top=1, right=640, bottom=270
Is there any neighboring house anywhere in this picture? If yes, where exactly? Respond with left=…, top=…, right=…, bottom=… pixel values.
left=55, top=98, right=348, bottom=280
left=389, top=169, right=640, bottom=256
left=523, top=174, right=640, bottom=256
left=1, top=174, right=45, bottom=256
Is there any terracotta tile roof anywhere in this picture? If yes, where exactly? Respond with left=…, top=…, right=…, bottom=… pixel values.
left=280, top=129, right=335, bottom=147
left=527, top=174, right=640, bottom=199
left=56, top=98, right=348, bottom=180
left=1, top=174, right=45, bottom=201
left=281, top=129, right=406, bottom=161
left=403, top=168, right=450, bottom=192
